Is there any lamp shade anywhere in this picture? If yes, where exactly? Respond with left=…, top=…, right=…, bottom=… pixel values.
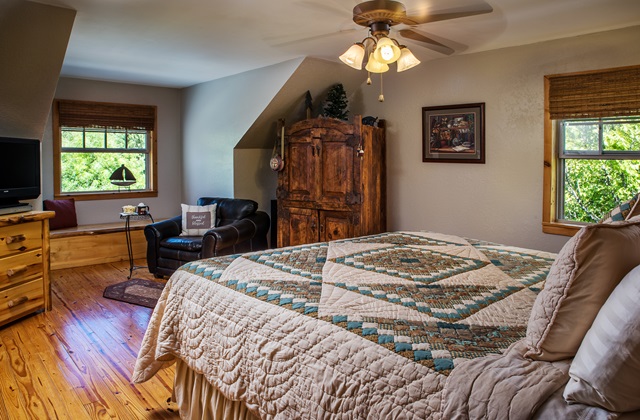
left=339, top=43, right=365, bottom=70
left=396, top=47, right=421, bottom=72
left=365, top=53, right=389, bottom=73
left=373, top=37, right=401, bottom=64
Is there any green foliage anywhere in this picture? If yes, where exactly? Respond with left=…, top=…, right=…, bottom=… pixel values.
left=562, top=121, right=640, bottom=222
left=61, top=152, right=147, bottom=193
left=323, top=83, right=349, bottom=120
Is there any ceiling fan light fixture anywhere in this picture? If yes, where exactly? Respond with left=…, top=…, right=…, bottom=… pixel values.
left=365, top=53, right=389, bottom=73
left=339, top=43, right=366, bottom=70
left=373, top=36, right=401, bottom=64
left=396, top=47, right=421, bottom=72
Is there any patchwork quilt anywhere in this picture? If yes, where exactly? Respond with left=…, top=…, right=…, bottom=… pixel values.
left=133, top=231, right=557, bottom=418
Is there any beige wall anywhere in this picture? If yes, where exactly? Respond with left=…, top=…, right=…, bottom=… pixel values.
left=233, top=148, right=278, bottom=216
left=45, top=78, right=183, bottom=224
left=360, top=25, right=640, bottom=252
left=181, top=58, right=303, bottom=208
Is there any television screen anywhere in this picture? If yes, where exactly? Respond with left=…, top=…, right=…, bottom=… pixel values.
left=0, top=137, right=41, bottom=206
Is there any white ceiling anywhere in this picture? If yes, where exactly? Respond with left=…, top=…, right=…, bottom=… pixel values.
left=31, top=0, right=640, bottom=88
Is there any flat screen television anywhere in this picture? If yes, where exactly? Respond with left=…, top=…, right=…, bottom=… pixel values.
left=0, top=137, right=41, bottom=208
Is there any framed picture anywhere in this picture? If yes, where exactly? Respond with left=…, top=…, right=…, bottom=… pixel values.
left=422, top=103, right=485, bottom=163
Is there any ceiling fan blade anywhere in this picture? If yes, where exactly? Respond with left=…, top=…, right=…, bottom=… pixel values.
left=295, top=0, right=352, bottom=17
left=269, top=28, right=359, bottom=48
left=400, top=2, right=493, bottom=25
left=397, top=29, right=455, bottom=55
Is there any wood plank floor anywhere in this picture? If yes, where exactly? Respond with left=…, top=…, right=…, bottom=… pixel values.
left=0, top=260, right=180, bottom=419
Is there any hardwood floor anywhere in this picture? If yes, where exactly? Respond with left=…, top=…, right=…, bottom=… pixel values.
left=0, top=260, right=180, bottom=419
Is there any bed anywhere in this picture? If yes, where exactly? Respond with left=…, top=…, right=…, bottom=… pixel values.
left=133, top=227, right=640, bottom=419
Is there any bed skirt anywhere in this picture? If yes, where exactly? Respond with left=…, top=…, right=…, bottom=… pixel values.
left=173, top=360, right=259, bottom=420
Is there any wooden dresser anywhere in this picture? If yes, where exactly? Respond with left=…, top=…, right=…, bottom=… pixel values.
left=0, top=211, right=54, bottom=327
left=276, top=116, right=386, bottom=247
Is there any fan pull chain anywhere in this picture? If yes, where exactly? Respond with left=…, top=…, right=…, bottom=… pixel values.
left=378, top=73, right=384, bottom=102
left=367, top=71, right=372, bottom=85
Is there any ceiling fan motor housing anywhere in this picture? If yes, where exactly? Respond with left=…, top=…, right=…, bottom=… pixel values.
left=353, top=0, right=407, bottom=28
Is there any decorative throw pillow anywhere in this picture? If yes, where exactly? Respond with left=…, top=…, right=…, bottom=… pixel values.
left=599, top=193, right=640, bottom=223
left=43, top=198, right=78, bottom=230
left=563, top=264, right=640, bottom=412
left=525, top=218, right=640, bottom=361
left=180, top=203, right=216, bottom=236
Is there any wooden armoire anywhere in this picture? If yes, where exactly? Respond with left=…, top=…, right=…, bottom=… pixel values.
left=276, top=116, right=386, bottom=247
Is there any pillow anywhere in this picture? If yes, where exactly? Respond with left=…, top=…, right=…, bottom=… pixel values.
left=525, top=218, right=640, bottom=361
left=563, top=264, right=640, bottom=412
left=43, top=198, right=78, bottom=230
left=599, top=193, right=640, bottom=223
left=180, top=203, right=216, bottom=236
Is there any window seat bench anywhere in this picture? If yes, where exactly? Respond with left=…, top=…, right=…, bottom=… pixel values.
left=49, top=219, right=150, bottom=270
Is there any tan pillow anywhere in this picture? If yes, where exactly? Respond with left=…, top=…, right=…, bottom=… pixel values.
left=525, top=218, right=640, bottom=361
left=180, top=203, right=216, bottom=236
left=563, top=264, right=640, bottom=412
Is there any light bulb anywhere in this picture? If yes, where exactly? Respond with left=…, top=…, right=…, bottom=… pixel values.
left=380, top=45, right=395, bottom=61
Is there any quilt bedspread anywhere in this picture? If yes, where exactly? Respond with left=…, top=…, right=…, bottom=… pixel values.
left=133, top=231, right=556, bottom=418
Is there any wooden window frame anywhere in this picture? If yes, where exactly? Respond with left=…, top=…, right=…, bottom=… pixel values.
left=543, top=65, right=640, bottom=236
left=53, top=99, right=158, bottom=201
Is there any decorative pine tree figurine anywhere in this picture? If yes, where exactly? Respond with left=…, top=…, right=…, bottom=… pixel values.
left=323, top=83, right=349, bottom=120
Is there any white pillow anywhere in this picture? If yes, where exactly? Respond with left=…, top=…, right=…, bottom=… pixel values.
left=180, top=203, right=216, bottom=236
left=563, top=264, right=640, bottom=412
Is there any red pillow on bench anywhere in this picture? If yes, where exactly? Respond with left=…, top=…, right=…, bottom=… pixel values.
left=44, top=198, right=78, bottom=230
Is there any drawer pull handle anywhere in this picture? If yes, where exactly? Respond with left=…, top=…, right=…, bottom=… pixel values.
left=6, top=234, right=26, bottom=244
left=7, top=265, right=27, bottom=278
left=7, top=296, right=28, bottom=308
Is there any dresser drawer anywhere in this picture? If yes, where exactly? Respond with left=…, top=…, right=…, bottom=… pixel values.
left=0, top=278, right=44, bottom=325
left=0, top=222, right=42, bottom=258
left=0, top=249, right=43, bottom=288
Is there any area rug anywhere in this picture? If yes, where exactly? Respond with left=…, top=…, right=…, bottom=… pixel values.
left=103, top=278, right=165, bottom=308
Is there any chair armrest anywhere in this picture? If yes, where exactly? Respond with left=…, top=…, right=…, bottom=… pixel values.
left=201, top=211, right=269, bottom=257
left=144, top=216, right=182, bottom=241
left=144, top=216, right=182, bottom=275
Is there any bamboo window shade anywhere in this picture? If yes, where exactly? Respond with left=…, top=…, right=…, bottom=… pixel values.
left=547, top=65, right=640, bottom=120
left=55, top=99, right=156, bottom=131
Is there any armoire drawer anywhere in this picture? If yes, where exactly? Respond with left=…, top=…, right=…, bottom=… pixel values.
left=0, top=222, right=42, bottom=258
left=0, top=249, right=43, bottom=288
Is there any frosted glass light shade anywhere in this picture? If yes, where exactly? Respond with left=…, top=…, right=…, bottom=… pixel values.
left=339, top=43, right=365, bottom=70
left=396, top=47, right=420, bottom=72
left=365, top=54, right=389, bottom=73
left=373, top=37, right=401, bottom=64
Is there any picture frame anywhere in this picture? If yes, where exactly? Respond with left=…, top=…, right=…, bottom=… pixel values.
left=422, top=102, right=485, bottom=163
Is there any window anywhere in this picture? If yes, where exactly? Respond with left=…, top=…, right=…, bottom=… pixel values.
left=53, top=100, right=158, bottom=201
left=543, top=65, right=640, bottom=235
left=558, top=117, right=640, bottom=223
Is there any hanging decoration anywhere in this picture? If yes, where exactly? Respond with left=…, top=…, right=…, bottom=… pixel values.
left=270, top=119, right=285, bottom=172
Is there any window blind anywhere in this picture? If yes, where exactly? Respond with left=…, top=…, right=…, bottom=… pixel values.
left=55, top=99, right=156, bottom=131
left=547, top=65, right=640, bottom=120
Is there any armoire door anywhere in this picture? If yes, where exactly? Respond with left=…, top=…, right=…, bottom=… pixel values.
left=319, top=211, right=353, bottom=242
left=281, top=207, right=318, bottom=247
left=283, top=133, right=319, bottom=202
left=316, top=129, right=358, bottom=207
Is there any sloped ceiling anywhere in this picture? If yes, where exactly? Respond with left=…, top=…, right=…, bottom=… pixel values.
left=0, top=1, right=75, bottom=139
left=236, top=57, right=370, bottom=149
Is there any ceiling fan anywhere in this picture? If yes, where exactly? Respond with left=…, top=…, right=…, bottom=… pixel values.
left=348, top=0, right=494, bottom=57
left=335, top=0, right=492, bottom=101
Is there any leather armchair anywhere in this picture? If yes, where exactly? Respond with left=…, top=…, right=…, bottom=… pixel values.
left=144, top=197, right=270, bottom=278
